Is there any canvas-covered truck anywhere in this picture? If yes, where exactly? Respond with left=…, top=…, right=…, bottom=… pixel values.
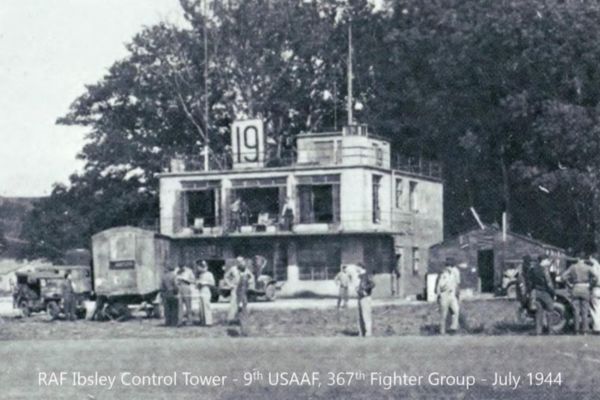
left=92, top=226, right=170, bottom=320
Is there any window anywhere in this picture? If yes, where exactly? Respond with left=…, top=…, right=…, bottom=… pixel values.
left=412, top=247, right=420, bottom=275
left=372, top=175, right=382, bottom=223
left=230, top=186, right=285, bottom=225
left=298, top=240, right=341, bottom=280
left=409, top=181, right=418, bottom=212
left=373, top=144, right=383, bottom=166
left=395, top=178, right=403, bottom=209
left=185, top=190, right=218, bottom=228
left=298, top=184, right=340, bottom=224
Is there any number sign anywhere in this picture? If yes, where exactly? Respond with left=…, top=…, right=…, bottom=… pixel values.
left=231, top=119, right=265, bottom=168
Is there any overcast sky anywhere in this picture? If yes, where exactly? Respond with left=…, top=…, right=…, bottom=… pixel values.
left=0, top=0, right=185, bottom=197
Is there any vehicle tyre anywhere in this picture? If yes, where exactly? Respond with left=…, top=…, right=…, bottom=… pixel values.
left=19, top=300, right=31, bottom=318
left=46, top=301, right=60, bottom=320
left=106, top=302, right=130, bottom=321
left=264, top=284, right=277, bottom=301
left=548, top=302, right=567, bottom=334
left=505, top=283, right=517, bottom=300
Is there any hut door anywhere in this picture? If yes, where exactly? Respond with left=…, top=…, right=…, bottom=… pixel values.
left=477, top=250, right=494, bottom=293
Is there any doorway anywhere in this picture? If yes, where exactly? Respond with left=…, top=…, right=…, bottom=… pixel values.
left=477, top=250, right=495, bottom=293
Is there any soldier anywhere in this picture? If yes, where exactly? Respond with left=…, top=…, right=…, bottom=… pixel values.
left=356, top=264, right=375, bottom=337
left=435, top=258, right=460, bottom=334
left=334, top=265, right=351, bottom=309
left=560, top=254, right=593, bottom=334
left=196, top=260, right=215, bottom=326
left=528, top=257, right=556, bottom=335
left=160, top=265, right=179, bottom=326
left=176, top=263, right=195, bottom=326
left=280, top=196, right=295, bottom=231
left=236, top=260, right=253, bottom=336
left=589, top=256, right=600, bottom=334
left=61, top=270, right=76, bottom=321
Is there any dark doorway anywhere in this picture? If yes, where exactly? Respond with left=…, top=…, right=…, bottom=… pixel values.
left=477, top=250, right=495, bottom=292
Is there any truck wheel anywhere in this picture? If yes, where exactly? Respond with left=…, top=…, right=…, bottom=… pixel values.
left=505, top=283, right=517, bottom=300
left=106, top=302, right=130, bottom=321
left=264, top=284, right=277, bottom=301
left=19, top=300, right=31, bottom=318
left=548, top=302, right=567, bottom=334
left=46, top=301, right=60, bottom=320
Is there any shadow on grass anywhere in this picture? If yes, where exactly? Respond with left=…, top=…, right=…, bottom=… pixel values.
left=340, top=328, right=359, bottom=337
left=491, top=321, right=533, bottom=334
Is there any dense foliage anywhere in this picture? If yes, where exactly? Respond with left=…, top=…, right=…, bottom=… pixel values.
left=21, top=0, right=600, bottom=260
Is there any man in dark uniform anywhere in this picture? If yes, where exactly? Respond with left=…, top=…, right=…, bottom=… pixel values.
left=61, top=270, right=76, bottom=321
left=160, top=265, right=179, bottom=327
left=528, top=256, right=556, bottom=335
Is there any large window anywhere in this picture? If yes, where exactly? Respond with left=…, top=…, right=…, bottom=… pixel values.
left=298, top=240, right=341, bottom=280
left=297, top=175, right=340, bottom=224
left=395, top=178, right=404, bottom=209
left=231, top=187, right=283, bottom=225
left=184, top=189, right=218, bottom=228
left=409, top=181, right=418, bottom=212
left=372, top=175, right=382, bottom=223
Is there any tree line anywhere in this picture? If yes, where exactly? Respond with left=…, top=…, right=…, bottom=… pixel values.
left=21, top=0, right=600, bottom=260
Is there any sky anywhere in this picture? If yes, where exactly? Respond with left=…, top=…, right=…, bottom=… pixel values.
left=0, top=0, right=185, bottom=197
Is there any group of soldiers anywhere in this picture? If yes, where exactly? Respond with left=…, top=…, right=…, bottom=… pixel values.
left=519, top=253, right=600, bottom=335
left=160, top=259, right=216, bottom=327
left=159, top=256, right=254, bottom=334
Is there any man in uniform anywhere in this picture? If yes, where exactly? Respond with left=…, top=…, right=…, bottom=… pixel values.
left=560, top=254, right=593, bottom=334
left=589, top=256, right=600, bottom=334
left=61, top=270, right=77, bottom=321
left=435, top=258, right=460, bottom=334
left=160, top=265, right=179, bottom=326
left=236, top=260, right=253, bottom=336
left=356, top=264, right=375, bottom=337
left=334, top=265, right=351, bottom=309
left=528, top=256, right=556, bottom=335
left=176, top=263, right=195, bottom=326
left=196, top=260, right=215, bottom=326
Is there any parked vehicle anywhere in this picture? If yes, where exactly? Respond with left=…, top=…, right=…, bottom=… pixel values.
left=14, top=271, right=85, bottom=319
left=91, top=226, right=170, bottom=320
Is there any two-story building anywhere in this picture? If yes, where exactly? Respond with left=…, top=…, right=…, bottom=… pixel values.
left=158, top=121, right=443, bottom=297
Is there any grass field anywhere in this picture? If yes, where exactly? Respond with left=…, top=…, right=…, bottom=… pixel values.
left=0, top=299, right=529, bottom=340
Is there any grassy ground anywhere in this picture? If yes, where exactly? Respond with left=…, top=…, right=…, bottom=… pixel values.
left=0, top=299, right=529, bottom=340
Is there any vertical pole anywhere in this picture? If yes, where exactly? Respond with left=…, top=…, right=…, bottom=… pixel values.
left=333, top=80, right=338, bottom=130
left=203, top=0, right=210, bottom=171
left=347, top=16, right=353, bottom=127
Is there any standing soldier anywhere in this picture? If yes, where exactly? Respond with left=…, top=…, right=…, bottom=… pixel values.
left=61, top=270, right=76, bottom=321
left=196, top=260, right=215, bottom=326
left=356, top=264, right=375, bottom=337
left=528, top=256, right=556, bottom=335
left=176, top=263, right=195, bottom=326
left=589, top=256, right=600, bottom=334
left=236, top=260, right=253, bottom=336
left=224, top=258, right=242, bottom=323
left=160, top=265, right=179, bottom=326
left=280, top=196, right=295, bottom=231
left=334, top=265, right=351, bottom=309
left=435, top=258, right=460, bottom=335
left=560, top=254, right=593, bottom=334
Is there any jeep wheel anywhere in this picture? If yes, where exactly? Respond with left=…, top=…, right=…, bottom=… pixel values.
left=19, top=300, right=31, bottom=318
left=264, top=284, right=277, bottom=301
left=46, top=301, right=60, bottom=320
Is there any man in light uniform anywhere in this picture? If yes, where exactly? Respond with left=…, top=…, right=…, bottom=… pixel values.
left=435, top=258, right=460, bottom=334
left=195, top=260, right=215, bottom=326
left=356, top=264, right=375, bottom=337
left=334, top=265, right=351, bottom=309
left=560, top=254, right=593, bottom=334
left=176, top=263, right=195, bottom=326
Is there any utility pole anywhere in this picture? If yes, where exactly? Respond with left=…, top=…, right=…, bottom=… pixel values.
left=203, top=0, right=210, bottom=171
left=347, top=15, right=353, bottom=127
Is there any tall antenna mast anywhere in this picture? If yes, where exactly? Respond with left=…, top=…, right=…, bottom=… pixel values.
left=347, top=15, right=353, bottom=127
left=203, top=0, right=210, bottom=171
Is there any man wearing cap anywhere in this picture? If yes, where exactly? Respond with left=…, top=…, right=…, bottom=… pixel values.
left=356, top=264, right=375, bottom=337
left=160, top=265, right=179, bottom=326
left=560, top=254, right=593, bottom=334
left=195, top=260, right=215, bottom=326
left=528, top=256, right=556, bottom=335
left=435, top=258, right=460, bottom=334
left=589, top=256, right=600, bottom=334
left=176, top=263, right=195, bottom=326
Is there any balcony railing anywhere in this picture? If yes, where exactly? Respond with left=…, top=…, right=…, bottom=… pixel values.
left=167, top=149, right=441, bottom=179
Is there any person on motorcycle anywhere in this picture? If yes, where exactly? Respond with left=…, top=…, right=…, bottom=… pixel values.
left=528, top=256, right=556, bottom=335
